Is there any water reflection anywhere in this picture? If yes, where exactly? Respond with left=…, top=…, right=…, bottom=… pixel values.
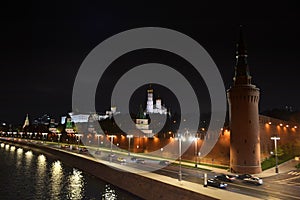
left=102, top=184, right=118, bottom=200
left=68, top=168, right=84, bottom=200
left=10, top=146, right=16, bottom=151
left=51, top=160, right=63, bottom=200
left=17, top=147, right=23, bottom=153
left=35, top=154, right=47, bottom=199
left=0, top=145, right=138, bottom=200
left=16, top=148, right=23, bottom=168
left=25, top=150, right=33, bottom=162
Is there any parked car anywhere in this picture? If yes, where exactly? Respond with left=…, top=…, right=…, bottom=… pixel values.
left=107, top=154, right=116, bottom=161
left=243, top=177, right=263, bottom=185
left=214, top=174, right=236, bottom=182
left=60, top=144, right=70, bottom=149
left=136, top=159, right=145, bottom=164
left=117, top=157, right=126, bottom=164
left=79, top=147, right=88, bottom=153
left=159, top=160, right=170, bottom=166
left=94, top=150, right=101, bottom=155
left=207, top=178, right=228, bottom=188
left=131, top=157, right=137, bottom=161
left=237, top=174, right=253, bottom=180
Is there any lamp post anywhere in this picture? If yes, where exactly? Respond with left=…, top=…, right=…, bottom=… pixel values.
left=28, top=132, right=32, bottom=140
left=127, top=134, right=133, bottom=156
left=75, top=133, right=83, bottom=149
left=178, top=133, right=182, bottom=182
left=42, top=132, right=48, bottom=143
left=108, top=135, right=116, bottom=161
left=57, top=131, right=61, bottom=147
left=96, top=134, right=102, bottom=150
left=271, top=136, right=280, bottom=173
left=194, top=136, right=199, bottom=168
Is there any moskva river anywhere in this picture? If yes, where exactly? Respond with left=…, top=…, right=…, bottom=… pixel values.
left=0, top=142, right=140, bottom=200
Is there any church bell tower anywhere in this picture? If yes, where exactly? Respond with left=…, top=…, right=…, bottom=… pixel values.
left=227, top=26, right=262, bottom=174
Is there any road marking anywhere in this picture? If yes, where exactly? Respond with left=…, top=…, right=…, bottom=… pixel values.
left=275, top=175, right=300, bottom=183
left=288, top=171, right=293, bottom=175
left=229, top=182, right=300, bottom=199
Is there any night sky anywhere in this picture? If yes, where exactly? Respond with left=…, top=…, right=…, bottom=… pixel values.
left=1, top=1, right=300, bottom=125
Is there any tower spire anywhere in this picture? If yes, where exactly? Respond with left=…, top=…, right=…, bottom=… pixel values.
left=234, top=25, right=251, bottom=85
left=23, top=113, right=29, bottom=129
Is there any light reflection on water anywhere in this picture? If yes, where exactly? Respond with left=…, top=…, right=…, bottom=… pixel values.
left=68, top=168, right=84, bottom=200
left=0, top=143, right=140, bottom=200
left=10, top=146, right=16, bottom=151
left=35, top=154, right=47, bottom=199
left=16, top=147, right=23, bottom=168
left=51, top=160, right=63, bottom=200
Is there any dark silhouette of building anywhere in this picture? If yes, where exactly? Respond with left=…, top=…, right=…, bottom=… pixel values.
left=227, top=26, right=262, bottom=173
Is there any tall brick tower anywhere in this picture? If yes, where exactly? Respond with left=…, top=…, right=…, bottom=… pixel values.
left=227, top=26, right=262, bottom=174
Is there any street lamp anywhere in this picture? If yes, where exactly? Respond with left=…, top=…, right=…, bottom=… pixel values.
left=108, top=135, right=116, bottom=161
left=177, top=133, right=182, bottom=182
left=57, top=131, right=61, bottom=147
left=194, top=136, right=199, bottom=167
left=271, top=136, right=280, bottom=173
left=96, top=134, right=102, bottom=150
left=42, top=132, right=48, bottom=143
left=127, top=134, right=133, bottom=156
left=75, top=133, right=83, bottom=149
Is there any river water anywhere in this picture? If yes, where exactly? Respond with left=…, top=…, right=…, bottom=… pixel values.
left=0, top=142, right=141, bottom=200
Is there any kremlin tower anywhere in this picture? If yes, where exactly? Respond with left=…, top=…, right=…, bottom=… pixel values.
left=146, top=88, right=154, bottom=113
left=227, top=27, right=262, bottom=174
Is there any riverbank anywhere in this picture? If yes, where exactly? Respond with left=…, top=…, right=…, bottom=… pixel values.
left=0, top=137, right=260, bottom=200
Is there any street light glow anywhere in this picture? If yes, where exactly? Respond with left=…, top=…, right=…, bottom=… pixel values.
left=271, top=136, right=280, bottom=173
left=126, top=134, right=133, bottom=156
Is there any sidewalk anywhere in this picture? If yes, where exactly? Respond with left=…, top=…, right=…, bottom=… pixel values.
left=255, top=158, right=299, bottom=178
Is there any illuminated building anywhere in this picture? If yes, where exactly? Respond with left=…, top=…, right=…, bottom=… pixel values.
left=146, top=88, right=168, bottom=115
left=227, top=26, right=262, bottom=174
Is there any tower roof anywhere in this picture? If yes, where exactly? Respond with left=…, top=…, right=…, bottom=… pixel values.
left=236, top=25, right=247, bottom=56
left=234, top=25, right=251, bottom=85
left=137, top=104, right=146, bottom=119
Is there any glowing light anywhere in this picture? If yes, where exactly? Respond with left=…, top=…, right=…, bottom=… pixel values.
left=51, top=160, right=63, bottom=199
left=286, top=125, right=289, bottom=128
left=294, top=126, right=298, bottom=129
left=68, top=168, right=84, bottom=200
left=5, top=144, right=10, bottom=150
left=17, top=148, right=23, bottom=153
left=10, top=146, right=16, bottom=151
left=268, top=122, right=272, bottom=125
left=38, top=154, right=46, bottom=163
left=0, top=143, right=4, bottom=148
left=102, top=184, right=117, bottom=200
left=279, top=123, right=283, bottom=127
left=25, top=150, right=33, bottom=157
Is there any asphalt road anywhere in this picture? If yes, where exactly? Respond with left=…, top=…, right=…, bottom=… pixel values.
left=86, top=149, right=300, bottom=200
left=16, top=140, right=300, bottom=200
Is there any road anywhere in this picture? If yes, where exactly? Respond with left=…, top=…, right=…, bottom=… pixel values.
left=81, top=148, right=300, bottom=200
left=4, top=138, right=300, bottom=200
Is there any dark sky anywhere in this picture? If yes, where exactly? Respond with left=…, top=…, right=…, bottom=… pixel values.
left=1, top=1, right=300, bottom=125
